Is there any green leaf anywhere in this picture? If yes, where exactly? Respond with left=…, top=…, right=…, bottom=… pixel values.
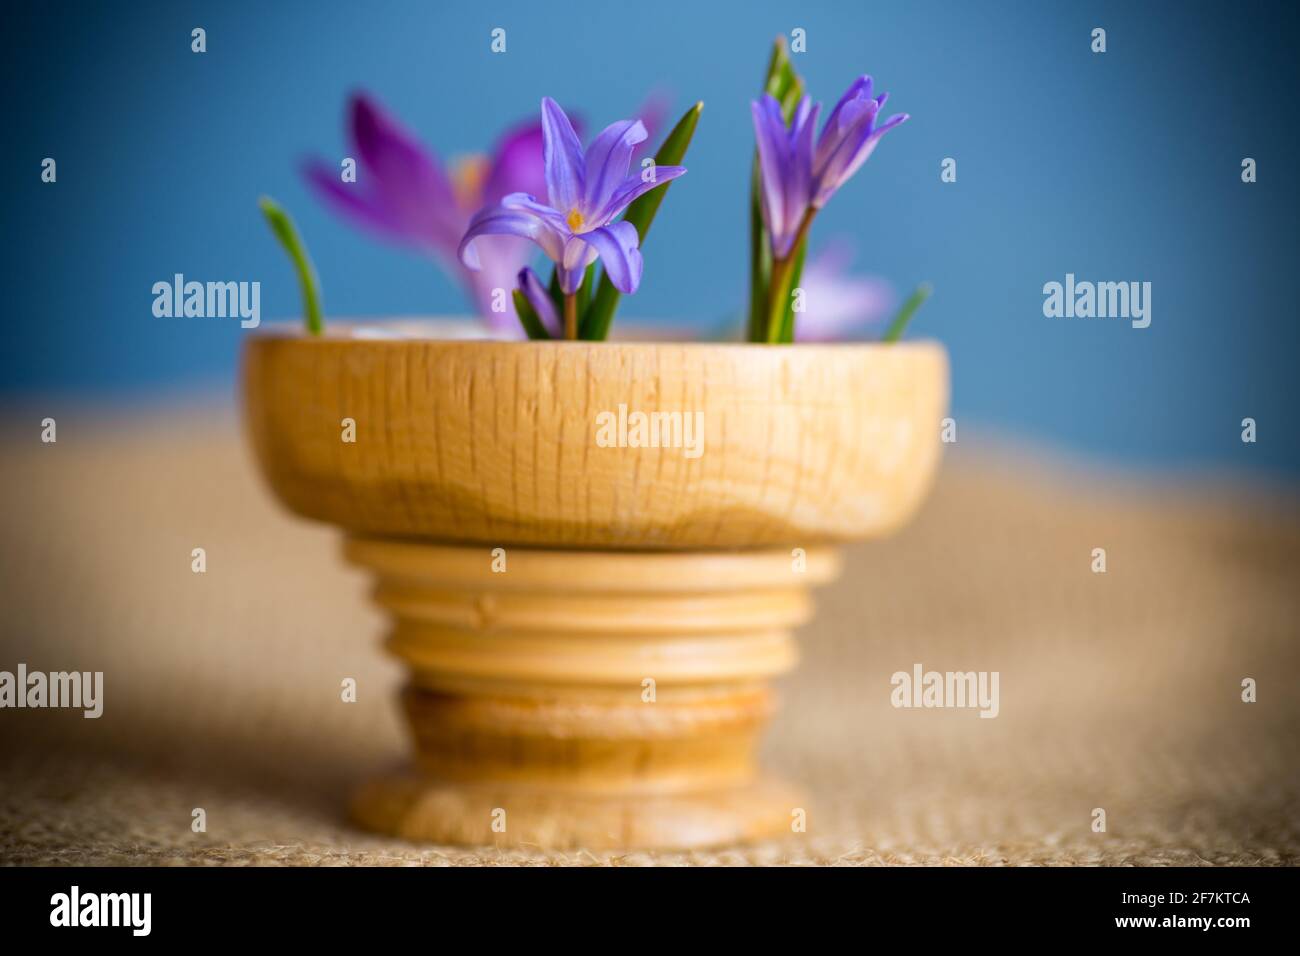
left=511, top=290, right=553, bottom=340
left=883, top=282, right=933, bottom=342
left=258, top=196, right=322, bottom=335
left=748, top=37, right=805, bottom=342
left=763, top=35, right=805, bottom=119
left=581, top=101, right=704, bottom=341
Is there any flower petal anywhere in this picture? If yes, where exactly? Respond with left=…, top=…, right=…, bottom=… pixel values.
left=555, top=238, right=595, bottom=295
left=349, top=92, right=462, bottom=249
left=501, top=192, right=569, bottom=228
left=499, top=193, right=572, bottom=259
left=482, top=121, right=547, bottom=206
left=813, top=109, right=907, bottom=208
left=751, top=96, right=788, bottom=238
left=541, top=97, right=585, bottom=212
left=583, top=119, right=647, bottom=215
left=751, top=94, right=815, bottom=258
left=875, top=111, right=909, bottom=137
left=459, top=205, right=545, bottom=269
left=811, top=75, right=910, bottom=209
left=518, top=266, right=562, bottom=337
left=460, top=235, right=535, bottom=334
left=593, top=165, right=687, bottom=224
left=788, top=98, right=819, bottom=240
left=583, top=222, right=643, bottom=294
left=302, top=157, right=415, bottom=245
left=819, top=76, right=873, bottom=149
left=814, top=93, right=879, bottom=184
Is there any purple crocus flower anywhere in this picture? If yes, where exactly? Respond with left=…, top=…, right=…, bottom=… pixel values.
left=752, top=76, right=908, bottom=260
left=459, top=98, right=686, bottom=298
left=303, top=92, right=548, bottom=333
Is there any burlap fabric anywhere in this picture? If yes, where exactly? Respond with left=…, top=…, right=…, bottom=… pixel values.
left=1, top=408, right=1296, bottom=865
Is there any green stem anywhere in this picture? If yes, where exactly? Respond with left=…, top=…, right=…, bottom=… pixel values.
left=764, top=209, right=815, bottom=344
left=747, top=159, right=770, bottom=342
left=258, top=196, right=322, bottom=335
left=747, top=36, right=805, bottom=342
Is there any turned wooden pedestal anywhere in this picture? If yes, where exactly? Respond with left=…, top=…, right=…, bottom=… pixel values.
left=243, top=330, right=948, bottom=849
left=344, top=539, right=840, bottom=848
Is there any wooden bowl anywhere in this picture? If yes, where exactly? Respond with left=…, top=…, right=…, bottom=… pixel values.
left=243, top=329, right=949, bottom=549
left=241, top=324, right=949, bottom=849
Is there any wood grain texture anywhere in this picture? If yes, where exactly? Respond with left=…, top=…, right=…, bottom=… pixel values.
left=239, top=331, right=949, bottom=848
left=243, top=333, right=949, bottom=549
left=344, top=540, right=835, bottom=848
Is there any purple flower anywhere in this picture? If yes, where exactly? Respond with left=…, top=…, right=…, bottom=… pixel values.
left=752, top=95, right=819, bottom=259
left=516, top=266, right=561, bottom=337
left=752, top=76, right=908, bottom=259
left=459, top=98, right=686, bottom=295
left=303, top=92, right=548, bottom=333
left=793, top=240, right=895, bottom=342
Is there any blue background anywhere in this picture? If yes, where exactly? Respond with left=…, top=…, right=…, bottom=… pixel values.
left=4, top=0, right=1297, bottom=475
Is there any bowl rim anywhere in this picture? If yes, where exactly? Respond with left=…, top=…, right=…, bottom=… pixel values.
left=244, top=319, right=945, bottom=354
left=242, top=320, right=949, bottom=548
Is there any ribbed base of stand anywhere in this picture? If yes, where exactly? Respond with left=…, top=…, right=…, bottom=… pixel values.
left=343, top=538, right=840, bottom=850
left=351, top=774, right=804, bottom=850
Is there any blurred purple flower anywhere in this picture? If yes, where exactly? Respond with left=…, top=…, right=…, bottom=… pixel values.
left=630, top=89, right=670, bottom=159
left=793, top=240, right=895, bottom=341
left=752, top=75, right=908, bottom=259
left=303, top=92, right=550, bottom=333
left=459, top=98, right=685, bottom=295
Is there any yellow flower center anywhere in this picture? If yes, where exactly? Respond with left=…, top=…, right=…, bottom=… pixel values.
left=566, top=208, right=585, bottom=232
left=450, top=155, right=489, bottom=211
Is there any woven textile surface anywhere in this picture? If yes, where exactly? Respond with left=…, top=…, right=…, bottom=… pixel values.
left=2, top=409, right=1296, bottom=866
